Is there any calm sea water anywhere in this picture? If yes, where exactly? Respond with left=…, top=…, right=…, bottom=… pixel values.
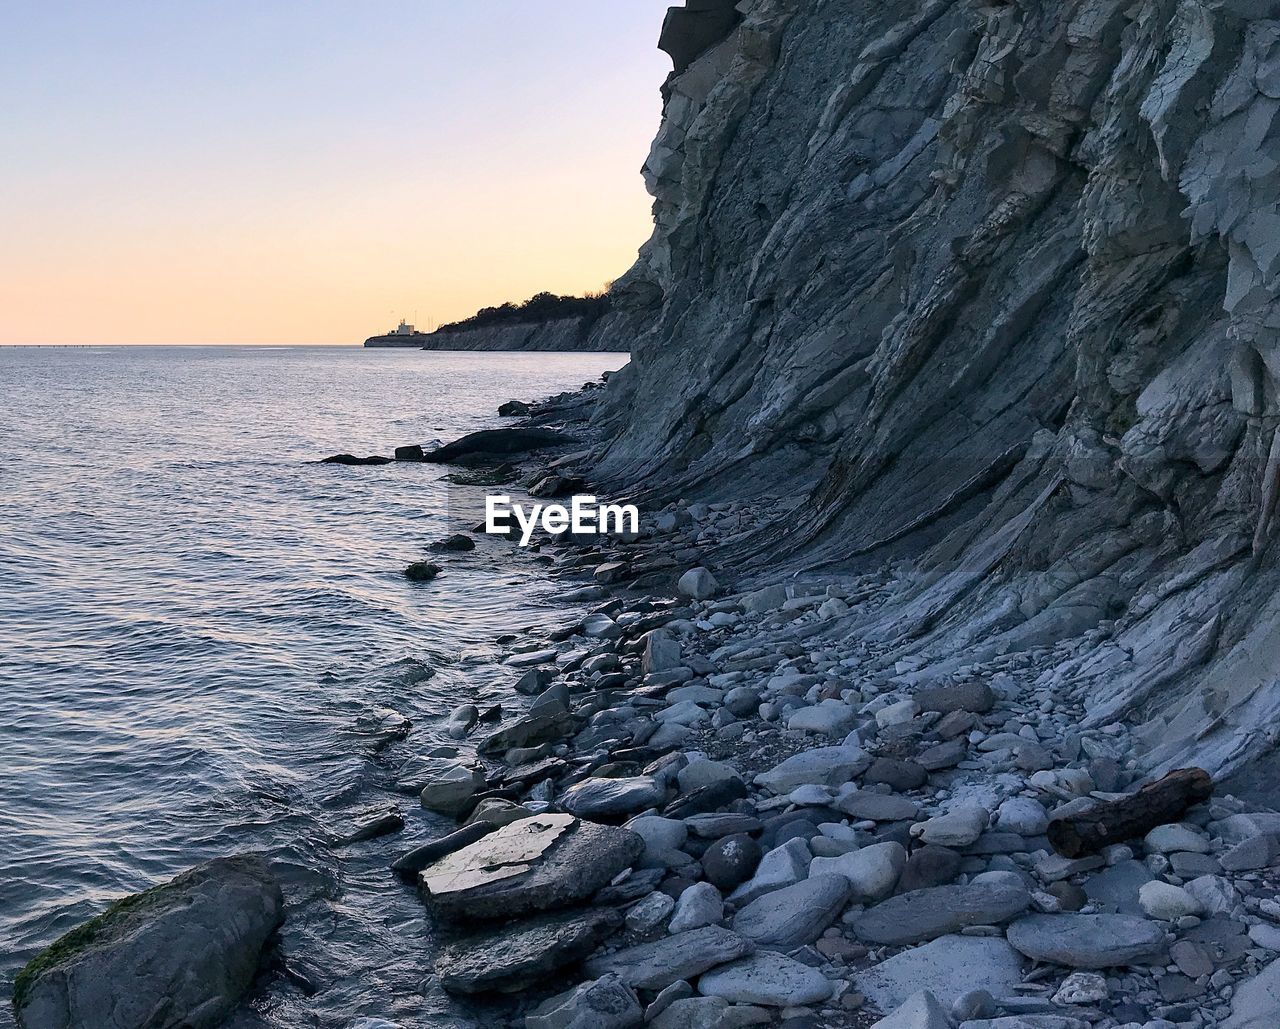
left=0, top=345, right=627, bottom=1026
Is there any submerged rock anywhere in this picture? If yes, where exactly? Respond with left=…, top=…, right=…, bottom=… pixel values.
left=404, top=561, right=441, bottom=582
left=15, top=854, right=283, bottom=1029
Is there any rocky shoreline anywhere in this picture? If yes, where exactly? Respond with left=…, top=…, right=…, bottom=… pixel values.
left=16, top=384, right=1280, bottom=1029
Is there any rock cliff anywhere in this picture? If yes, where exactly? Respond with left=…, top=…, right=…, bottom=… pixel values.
left=422, top=316, right=619, bottom=352
left=581, top=0, right=1280, bottom=787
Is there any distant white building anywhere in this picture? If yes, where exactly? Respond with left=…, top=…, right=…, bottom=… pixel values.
left=390, top=319, right=417, bottom=336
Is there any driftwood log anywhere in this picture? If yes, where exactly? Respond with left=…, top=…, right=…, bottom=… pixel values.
left=1047, top=767, right=1214, bottom=859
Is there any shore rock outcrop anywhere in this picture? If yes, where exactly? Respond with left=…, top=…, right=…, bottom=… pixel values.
left=14, top=854, right=283, bottom=1029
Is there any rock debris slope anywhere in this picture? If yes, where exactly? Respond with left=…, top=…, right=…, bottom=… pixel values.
left=581, top=0, right=1280, bottom=786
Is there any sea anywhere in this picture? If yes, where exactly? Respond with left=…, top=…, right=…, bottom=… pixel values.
left=0, top=345, right=629, bottom=1026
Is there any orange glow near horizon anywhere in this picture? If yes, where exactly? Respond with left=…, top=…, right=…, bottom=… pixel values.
left=0, top=3, right=671, bottom=345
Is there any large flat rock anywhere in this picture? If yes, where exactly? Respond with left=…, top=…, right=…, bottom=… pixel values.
left=434, top=908, right=623, bottom=994
left=15, top=854, right=283, bottom=1029
left=852, top=880, right=1030, bottom=945
left=420, top=813, right=643, bottom=922
left=583, top=926, right=754, bottom=989
left=732, top=874, right=851, bottom=946
left=1006, top=914, right=1167, bottom=968
left=855, top=935, right=1025, bottom=1012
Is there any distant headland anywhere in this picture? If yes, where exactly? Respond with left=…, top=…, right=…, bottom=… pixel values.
left=365, top=291, right=621, bottom=352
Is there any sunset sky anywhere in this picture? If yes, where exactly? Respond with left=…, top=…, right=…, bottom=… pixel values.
left=0, top=2, right=673, bottom=345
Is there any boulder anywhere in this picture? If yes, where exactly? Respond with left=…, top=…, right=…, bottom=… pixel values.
left=14, top=854, right=283, bottom=1029
left=669, top=882, right=724, bottom=932
left=726, top=837, right=808, bottom=904
left=404, top=561, right=441, bottom=582
left=809, top=842, right=906, bottom=902
left=1005, top=914, right=1166, bottom=968
left=430, top=533, right=475, bottom=552
left=477, top=712, right=580, bottom=755
left=434, top=908, right=622, bottom=994
left=853, top=880, right=1030, bottom=945
left=583, top=926, right=754, bottom=990
left=697, top=953, right=833, bottom=1007
left=419, top=813, right=642, bottom=921
left=561, top=777, right=666, bottom=820
left=703, top=833, right=763, bottom=891
left=1223, top=956, right=1280, bottom=1029
left=320, top=453, right=391, bottom=466
left=731, top=874, right=851, bottom=946
left=677, top=567, right=719, bottom=600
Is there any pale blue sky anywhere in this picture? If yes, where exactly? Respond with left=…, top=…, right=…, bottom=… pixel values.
left=0, top=2, right=675, bottom=342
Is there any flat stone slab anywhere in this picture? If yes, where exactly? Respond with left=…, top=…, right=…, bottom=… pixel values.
left=1006, top=913, right=1167, bottom=968
left=855, top=935, right=1025, bottom=1012
left=852, top=880, right=1030, bottom=945
left=698, top=953, right=834, bottom=1007
left=420, top=813, right=643, bottom=921
left=583, top=926, right=754, bottom=990
left=434, top=908, right=623, bottom=994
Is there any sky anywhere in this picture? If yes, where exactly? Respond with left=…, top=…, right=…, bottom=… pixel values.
left=0, top=2, right=674, bottom=345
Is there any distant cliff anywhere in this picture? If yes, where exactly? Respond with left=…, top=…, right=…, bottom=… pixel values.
left=421, top=316, right=622, bottom=352
left=572, top=0, right=1280, bottom=787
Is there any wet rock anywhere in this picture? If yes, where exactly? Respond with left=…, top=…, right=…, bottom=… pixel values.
left=1006, top=913, right=1166, bottom=968
left=417, top=761, right=486, bottom=815
left=854, top=936, right=1024, bottom=1013
left=582, top=925, right=754, bottom=990
left=419, top=813, right=642, bottom=922
left=321, top=453, right=391, bottom=466
left=697, top=953, right=833, bottom=1007
left=430, top=534, right=475, bottom=552
left=525, top=972, right=644, bottom=1029
left=670, top=882, right=724, bottom=932
left=732, top=874, right=851, bottom=947
left=497, top=399, right=530, bottom=417
left=852, top=880, right=1030, bottom=945
left=422, top=427, right=573, bottom=464
left=336, top=808, right=404, bottom=845
left=435, top=908, right=622, bottom=994
left=561, top=777, right=666, bottom=820
left=14, top=854, right=283, bottom=1029
left=477, top=712, right=580, bottom=755
left=809, top=842, right=906, bottom=902
left=404, top=561, right=442, bottom=582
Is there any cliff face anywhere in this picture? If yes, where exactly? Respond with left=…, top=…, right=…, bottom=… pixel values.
left=586, top=0, right=1280, bottom=785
